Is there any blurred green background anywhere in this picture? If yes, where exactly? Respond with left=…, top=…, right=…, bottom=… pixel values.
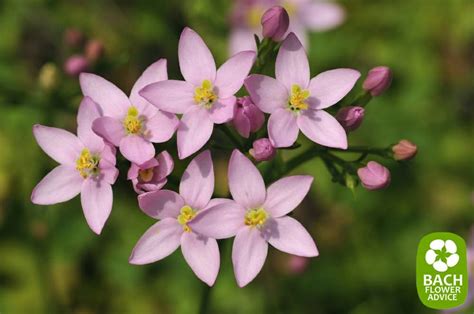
left=0, top=0, right=473, bottom=313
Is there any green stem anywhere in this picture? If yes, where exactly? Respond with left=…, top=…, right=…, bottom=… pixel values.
left=329, top=146, right=391, bottom=157
left=218, top=125, right=244, bottom=150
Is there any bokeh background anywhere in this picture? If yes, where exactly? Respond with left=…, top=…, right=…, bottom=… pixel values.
left=0, top=0, right=473, bottom=313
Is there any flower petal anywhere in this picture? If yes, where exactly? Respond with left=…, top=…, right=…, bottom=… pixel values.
left=178, top=27, right=216, bottom=86
left=263, top=175, right=313, bottom=217
left=156, top=150, right=174, bottom=179
left=181, top=232, right=220, bottom=286
left=177, top=107, right=213, bottom=160
left=119, top=135, right=155, bottom=165
left=208, top=96, right=236, bottom=124
left=77, top=97, right=104, bottom=152
left=139, top=80, right=195, bottom=114
left=79, top=73, right=129, bottom=118
left=129, top=59, right=168, bottom=109
left=268, top=109, right=299, bottom=148
left=307, top=69, right=360, bottom=109
left=92, top=117, right=125, bottom=147
left=80, top=178, right=113, bottom=234
left=244, top=74, right=288, bottom=114
left=215, top=51, right=256, bottom=98
left=179, top=150, right=214, bottom=209
left=228, top=149, right=266, bottom=209
left=129, top=218, right=182, bottom=265
left=188, top=201, right=245, bottom=239
left=229, top=28, right=257, bottom=56
left=232, top=227, right=268, bottom=287
left=146, top=110, right=179, bottom=143
left=297, top=109, right=347, bottom=149
left=275, top=33, right=310, bottom=90
left=31, top=165, right=83, bottom=205
left=138, top=189, right=184, bottom=219
left=33, top=125, right=84, bottom=166
left=299, top=2, right=345, bottom=31
left=232, top=109, right=251, bottom=138
left=265, top=216, right=318, bottom=257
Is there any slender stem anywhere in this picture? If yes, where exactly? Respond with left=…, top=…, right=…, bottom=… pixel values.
left=329, top=146, right=391, bottom=157
left=283, top=147, right=325, bottom=176
left=218, top=125, right=244, bottom=150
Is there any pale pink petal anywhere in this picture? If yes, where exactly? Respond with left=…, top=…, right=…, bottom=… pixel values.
left=287, top=20, right=308, bottom=49
left=232, top=109, right=251, bottom=138
left=138, top=189, right=184, bottom=219
left=204, top=198, right=234, bottom=210
left=208, top=96, right=236, bottom=124
left=119, top=135, right=155, bottom=165
left=215, top=51, right=256, bottom=98
left=80, top=178, right=113, bottom=234
left=99, top=159, right=119, bottom=185
left=139, top=80, right=195, bottom=114
left=228, top=150, right=266, bottom=209
left=130, top=59, right=168, bottom=109
left=275, top=33, right=310, bottom=90
left=181, top=232, right=220, bottom=286
left=178, top=27, right=216, bottom=86
left=177, top=107, right=213, bottom=160
left=229, top=28, right=257, bottom=56
left=33, top=125, right=84, bottom=166
left=156, top=150, right=174, bottom=179
left=129, top=218, right=182, bottom=265
left=188, top=201, right=245, bottom=239
left=297, top=110, right=347, bottom=149
left=263, top=175, right=313, bottom=217
left=179, top=150, right=214, bottom=209
left=232, top=227, right=268, bottom=287
left=299, top=2, right=345, bottom=31
left=307, top=69, right=360, bottom=109
left=31, top=165, right=83, bottom=205
left=146, top=110, right=179, bottom=143
left=244, top=75, right=288, bottom=114
left=101, top=143, right=117, bottom=165
left=92, top=117, right=125, bottom=146
left=79, top=73, right=129, bottom=118
left=265, top=216, right=318, bottom=257
left=268, top=109, right=299, bottom=148
left=77, top=97, right=104, bottom=152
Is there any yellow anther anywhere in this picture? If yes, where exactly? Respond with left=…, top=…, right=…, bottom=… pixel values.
left=75, top=148, right=100, bottom=178
left=194, top=80, right=217, bottom=109
left=138, top=168, right=154, bottom=182
left=288, top=84, right=310, bottom=111
left=177, top=205, right=197, bottom=232
left=244, top=208, right=268, bottom=228
left=123, top=106, right=143, bottom=134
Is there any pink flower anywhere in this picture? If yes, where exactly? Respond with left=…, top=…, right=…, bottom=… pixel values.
left=229, top=0, right=345, bottom=55
left=64, top=55, right=89, bottom=76
left=357, top=161, right=391, bottom=190
left=188, top=150, right=318, bottom=287
left=31, top=97, right=118, bottom=234
left=245, top=33, right=360, bottom=149
left=335, top=106, right=365, bottom=132
left=129, top=150, right=224, bottom=286
left=363, top=66, right=392, bottom=96
left=80, top=59, right=179, bottom=165
left=249, top=138, right=276, bottom=161
left=233, top=96, right=265, bottom=138
left=139, top=28, right=256, bottom=159
left=127, top=151, right=174, bottom=194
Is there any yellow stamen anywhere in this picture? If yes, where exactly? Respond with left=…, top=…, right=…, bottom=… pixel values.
left=75, top=148, right=100, bottom=178
left=123, top=106, right=143, bottom=134
left=194, top=80, right=217, bottom=109
left=177, top=205, right=197, bottom=232
left=138, top=168, right=154, bottom=182
left=288, top=84, right=310, bottom=111
left=244, top=208, right=268, bottom=228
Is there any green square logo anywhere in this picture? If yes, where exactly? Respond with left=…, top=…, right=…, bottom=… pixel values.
left=416, top=232, right=468, bottom=309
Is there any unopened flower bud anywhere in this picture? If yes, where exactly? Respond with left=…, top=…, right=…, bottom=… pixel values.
left=64, top=28, right=84, bottom=47
left=64, top=55, right=89, bottom=77
left=363, top=66, right=392, bottom=96
left=357, top=161, right=390, bottom=190
left=261, top=6, right=289, bottom=41
left=336, top=106, right=365, bottom=131
left=392, top=139, right=417, bottom=161
left=249, top=138, right=276, bottom=162
left=233, top=96, right=265, bottom=138
left=85, top=39, right=104, bottom=62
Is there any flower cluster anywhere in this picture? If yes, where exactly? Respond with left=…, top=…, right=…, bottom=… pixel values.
left=31, top=6, right=417, bottom=287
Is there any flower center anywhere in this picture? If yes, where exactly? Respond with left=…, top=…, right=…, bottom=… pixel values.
left=288, top=84, right=310, bottom=112
left=138, top=168, right=154, bottom=182
left=76, top=148, right=100, bottom=178
left=123, top=106, right=143, bottom=134
left=194, top=80, right=217, bottom=109
left=177, top=205, right=197, bottom=232
left=244, top=208, right=268, bottom=228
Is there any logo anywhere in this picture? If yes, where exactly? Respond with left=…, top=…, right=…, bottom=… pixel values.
left=417, top=232, right=468, bottom=309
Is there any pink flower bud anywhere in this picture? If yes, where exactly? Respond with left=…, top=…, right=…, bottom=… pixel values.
left=335, top=106, right=365, bottom=131
left=127, top=151, right=174, bottom=194
left=233, top=96, right=265, bottom=138
left=357, top=161, right=391, bottom=190
left=64, top=55, right=89, bottom=76
left=363, top=66, right=392, bottom=96
left=392, top=139, right=417, bottom=161
left=64, top=28, right=84, bottom=47
left=261, top=6, right=289, bottom=41
left=85, top=39, right=104, bottom=62
left=249, top=138, right=276, bottom=162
